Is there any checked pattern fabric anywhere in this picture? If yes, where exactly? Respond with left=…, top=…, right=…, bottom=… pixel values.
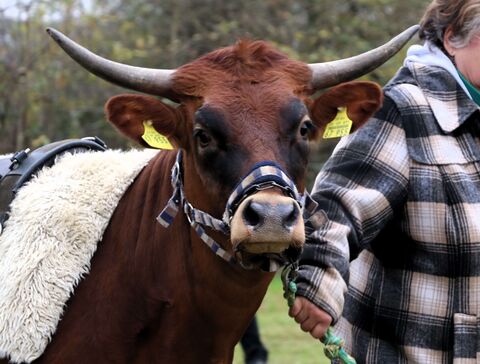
left=296, top=63, right=480, bottom=363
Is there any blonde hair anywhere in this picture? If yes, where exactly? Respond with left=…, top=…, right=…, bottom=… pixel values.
left=420, top=0, right=480, bottom=50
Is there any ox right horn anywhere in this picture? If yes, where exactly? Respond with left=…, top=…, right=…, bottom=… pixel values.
left=309, top=25, right=419, bottom=90
left=46, top=28, right=175, bottom=96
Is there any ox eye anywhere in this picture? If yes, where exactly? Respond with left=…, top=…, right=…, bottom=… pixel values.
left=299, top=120, right=314, bottom=139
left=193, top=128, right=212, bottom=148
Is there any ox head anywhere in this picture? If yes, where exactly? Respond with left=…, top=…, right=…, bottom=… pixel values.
left=47, top=26, right=418, bottom=270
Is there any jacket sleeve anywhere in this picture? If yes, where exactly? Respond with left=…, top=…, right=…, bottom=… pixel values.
left=296, top=95, right=410, bottom=323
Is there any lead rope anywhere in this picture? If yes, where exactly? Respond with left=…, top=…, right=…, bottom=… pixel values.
left=281, top=264, right=356, bottom=364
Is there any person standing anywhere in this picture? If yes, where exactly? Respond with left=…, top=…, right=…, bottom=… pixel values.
left=290, top=0, right=480, bottom=362
left=240, top=316, right=268, bottom=364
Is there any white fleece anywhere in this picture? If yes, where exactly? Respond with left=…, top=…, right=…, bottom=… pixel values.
left=0, top=148, right=158, bottom=363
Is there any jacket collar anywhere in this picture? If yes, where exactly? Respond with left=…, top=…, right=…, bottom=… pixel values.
left=406, top=62, right=479, bottom=133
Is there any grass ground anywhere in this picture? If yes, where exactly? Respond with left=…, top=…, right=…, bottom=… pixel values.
left=233, top=275, right=330, bottom=364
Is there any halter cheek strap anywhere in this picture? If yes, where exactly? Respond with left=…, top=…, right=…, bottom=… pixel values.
left=156, top=151, right=318, bottom=272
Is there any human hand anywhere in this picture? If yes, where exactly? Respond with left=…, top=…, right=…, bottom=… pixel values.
left=288, top=296, right=332, bottom=339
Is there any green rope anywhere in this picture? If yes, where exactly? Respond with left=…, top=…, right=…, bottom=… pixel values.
left=281, top=265, right=356, bottom=364
left=322, top=327, right=356, bottom=364
left=281, top=266, right=298, bottom=307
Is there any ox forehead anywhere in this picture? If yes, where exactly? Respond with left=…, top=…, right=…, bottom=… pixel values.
left=46, top=26, right=418, bottom=269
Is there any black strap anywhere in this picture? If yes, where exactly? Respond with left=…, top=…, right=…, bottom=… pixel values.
left=0, top=137, right=107, bottom=233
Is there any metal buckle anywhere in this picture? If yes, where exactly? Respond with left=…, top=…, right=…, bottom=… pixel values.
left=252, top=181, right=296, bottom=199
left=9, top=148, right=30, bottom=170
left=184, top=201, right=195, bottom=225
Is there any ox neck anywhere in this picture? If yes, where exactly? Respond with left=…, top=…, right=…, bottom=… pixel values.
left=156, top=150, right=318, bottom=272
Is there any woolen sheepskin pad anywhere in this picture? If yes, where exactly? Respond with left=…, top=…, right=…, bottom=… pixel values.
left=0, top=148, right=158, bottom=363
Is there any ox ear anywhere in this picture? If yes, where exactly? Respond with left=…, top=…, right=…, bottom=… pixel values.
left=308, top=81, right=383, bottom=139
left=105, top=94, right=182, bottom=148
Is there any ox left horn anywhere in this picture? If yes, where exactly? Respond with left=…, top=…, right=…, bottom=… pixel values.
left=46, top=28, right=175, bottom=96
left=309, top=25, right=419, bottom=90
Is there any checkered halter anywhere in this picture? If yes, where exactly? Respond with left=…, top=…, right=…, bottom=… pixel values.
left=157, top=151, right=318, bottom=272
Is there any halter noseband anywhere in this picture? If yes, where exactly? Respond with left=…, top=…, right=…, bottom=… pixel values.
left=157, top=150, right=317, bottom=272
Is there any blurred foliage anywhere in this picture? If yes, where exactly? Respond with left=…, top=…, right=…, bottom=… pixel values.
left=0, top=0, right=429, bottom=185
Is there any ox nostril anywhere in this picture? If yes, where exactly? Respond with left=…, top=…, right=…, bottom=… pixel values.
left=243, top=200, right=266, bottom=228
left=281, top=202, right=299, bottom=229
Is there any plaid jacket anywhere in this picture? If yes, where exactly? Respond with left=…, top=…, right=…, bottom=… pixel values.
left=297, top=63, right=480, bottom=363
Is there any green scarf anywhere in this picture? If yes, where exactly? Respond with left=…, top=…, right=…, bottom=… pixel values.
left=458, top=71, right=480, bottom=106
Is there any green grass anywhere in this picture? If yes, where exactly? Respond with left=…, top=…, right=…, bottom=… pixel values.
left=233, top=275, right=330, bottom=364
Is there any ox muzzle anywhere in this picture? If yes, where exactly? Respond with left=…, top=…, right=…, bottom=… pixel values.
left=230, top=191, right=305, bottom=271
left=157, top=152, right=317, bottom=271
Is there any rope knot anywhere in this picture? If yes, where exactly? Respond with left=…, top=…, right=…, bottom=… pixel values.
left=323, top=328, right=356, bottom=364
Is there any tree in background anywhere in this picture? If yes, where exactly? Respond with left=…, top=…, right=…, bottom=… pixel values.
left=0, top=0, right=429, bottom=184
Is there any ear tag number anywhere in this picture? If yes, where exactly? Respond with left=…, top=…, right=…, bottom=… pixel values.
left=322, top=107, right=353, bottom=139
left=141, top=120, right=174, bottom=150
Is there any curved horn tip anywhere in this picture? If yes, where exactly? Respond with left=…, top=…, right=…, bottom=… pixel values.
left=309, top=24, right=421, bottom=90
left=45, top=27, right=58, bottom=39
left=399, top=24, right=420, bottom=40
left=407, top=24, right=420, bottom=35
left=46, top=28, right=66, bottom=46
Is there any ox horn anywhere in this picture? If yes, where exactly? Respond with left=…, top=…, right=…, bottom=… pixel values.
left=309, top=25, right=419, bottom=90
left=46, top=28, right=175, bottom=96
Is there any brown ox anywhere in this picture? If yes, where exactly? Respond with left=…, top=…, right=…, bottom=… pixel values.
left=1, top=26, right=417, bottom=363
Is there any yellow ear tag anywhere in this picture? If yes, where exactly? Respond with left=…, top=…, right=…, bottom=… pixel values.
left=322, top=107, right=353, bottom=139
left=141, top=120, right=174, bottom=150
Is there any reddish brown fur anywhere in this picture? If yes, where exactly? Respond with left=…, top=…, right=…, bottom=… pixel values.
left=0, top=40, right=383, bottom=364
left=172, top=39, right=312, bottom=99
